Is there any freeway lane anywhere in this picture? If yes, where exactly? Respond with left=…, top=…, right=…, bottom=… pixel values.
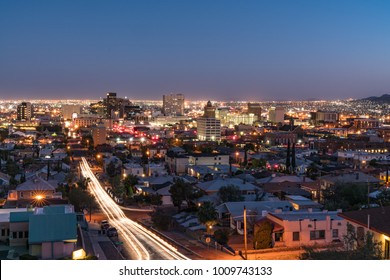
left=80, top=157, right=190, bottom=260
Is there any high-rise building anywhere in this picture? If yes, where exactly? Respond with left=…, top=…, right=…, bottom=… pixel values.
left=61, top=105, right=82, bottom=120
left=102, top=92, right=133, bottom=119
left=197, top=117, right=221, bottom=141
left=104, top=92, right=117, bottom=118
left=91, top=122, right=107, bottom=147
left=17, top=102, right=33, bottom=121
left=247, top=103, right=262, bottom=118
left=204, top=101, right=216, bottom=118
left=269, top=107, right=285, bottom=123
left=310, top=111, right=339, bottom=125
left=162, top=93, right=184, bottom=116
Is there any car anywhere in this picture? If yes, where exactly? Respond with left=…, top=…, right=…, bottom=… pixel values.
left=100, top=220, right=110, bottom=230
left=106, top=227, right=118, bottom=237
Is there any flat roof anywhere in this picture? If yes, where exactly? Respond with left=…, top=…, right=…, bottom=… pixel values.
left=270, top=211, right=343, bottom=221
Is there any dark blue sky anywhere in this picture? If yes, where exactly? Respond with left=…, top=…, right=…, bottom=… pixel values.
left=1, top=0, right=390, bottom=101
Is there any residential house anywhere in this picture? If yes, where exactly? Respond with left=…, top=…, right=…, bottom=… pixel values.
left=187, top=164, right=236, bottom=180
left=216, top=201, right=293, bottom=234
left=123, top=163, right=144, bottom=177
left=284, top=195, right=322, bottom=210
left=165, top=150, right=189, bottom=175
left=319, top=172, right=381, bottom=201
left=338, top=206, right=390, bottom=259
left=264, top=209, right=346, bottom=247
left=197, top=178, right=261, bottom=200
left=188, top=153, right=230, bottom=166
left=7, top=177, right=57, bottom=201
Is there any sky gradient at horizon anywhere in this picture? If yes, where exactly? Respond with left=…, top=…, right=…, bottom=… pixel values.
left=1, top=0, right=390, bottom=101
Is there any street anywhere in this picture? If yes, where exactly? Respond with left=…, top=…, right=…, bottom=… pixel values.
left=79, top=157, right=190, bottom=260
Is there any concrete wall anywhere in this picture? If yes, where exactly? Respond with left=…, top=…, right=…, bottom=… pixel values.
left=40, top=241, right=76, bottom=259
left=9, top=222, right=29, bottom=247
left=0, top=222, right=10, bottom=243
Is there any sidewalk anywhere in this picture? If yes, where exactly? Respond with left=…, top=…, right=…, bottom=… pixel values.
left=87, top=223, right=124, bottom=260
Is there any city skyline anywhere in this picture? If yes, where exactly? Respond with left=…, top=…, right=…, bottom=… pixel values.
left=1, top=1, right=390, bottom=101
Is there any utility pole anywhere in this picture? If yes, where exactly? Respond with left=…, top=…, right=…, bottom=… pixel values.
left=367, top=180, right=370, bottom=208
left=244, top=206, right=248, bottom=260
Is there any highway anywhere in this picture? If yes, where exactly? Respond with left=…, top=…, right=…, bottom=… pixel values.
left=80, top=157, right=190, bottom=260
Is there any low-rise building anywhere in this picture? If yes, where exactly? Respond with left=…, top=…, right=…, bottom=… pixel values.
left=216, top=201, right=293, bottom=233
left=188, top=153, right=230, bottom=166
left=123, top=163, right=144, bottom=177
left=265, top=209, right=346, bottom=247
left=338, top=206, right=390, bottom=259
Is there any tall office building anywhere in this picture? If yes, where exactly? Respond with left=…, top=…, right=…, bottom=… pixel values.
left=197, top=117, right=221, bottom=141
left=162, top=93, right=185, bottom=116
left=102, top=92, right=133, bottom=119
left=247, top=102, right=262, bottom=118
left=17, top=102, right=33, bottom=121
left=204, top=101, right=216, bottom=118
left=61, top=105, right=82, bottom=120
left=91, top=122, right=107, bottom=147
left=104, top=92, right=117, bottom=118
left=269, top=107, right=285, bottom=123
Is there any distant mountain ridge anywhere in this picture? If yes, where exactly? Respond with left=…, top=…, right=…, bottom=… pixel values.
left=362, top=94, right=390, bottom=103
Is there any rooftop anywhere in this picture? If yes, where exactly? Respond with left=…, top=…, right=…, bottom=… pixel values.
left=339, top=206, right=390, bottom=236
left=270, top=211, right=343, bottom=221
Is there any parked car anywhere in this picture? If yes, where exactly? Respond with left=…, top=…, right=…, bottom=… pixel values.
left=107, top=227, right=118, bottom=237
left=100, top=220, right=110, bottom=230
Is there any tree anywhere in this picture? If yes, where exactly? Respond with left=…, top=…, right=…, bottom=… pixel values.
left=197, top=201, right=218, bottom=233
left=111, top=180, right=126, bottom=199
left=301, top=223, right=383, bottom=260
left=243, top=143, right=255, bottom=167
left=68, top=187, right=98, bottom=214
left=322, top=183, right=367, bottom=211
left=253, top=220, right=273, bottom=249
left=291, top=142, right=296, bottom=171
left=77, top=177, right=91, bottom=190
left=6, top=159, right=19, bottom=177
left=106, top=161, right=120, bottom=177
left=150, top=210, right=171, bottom=230
left=213, top=229, right=231, bottom=245
left=218, top=185, right=244, bottom=203
left=123, top=174, right=138, bottom=197
left=169, top=179, right=194, bottom=212
left=343, top=223, right=383, bottom=259
left=375, top=189, right=390, bottom=206
left=306, top=163, right=319, bottom=180
left=285, top=140, right=291, bottom=173
left=251, top=158, right=266, bottom=169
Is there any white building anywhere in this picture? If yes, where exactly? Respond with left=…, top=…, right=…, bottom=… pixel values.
left=188, top=153, right=229, bottom=166
left=197, top=117, right=221, bottom=141
left=265, top=210, right=346, bottom=247
left=123, top=163, right=144, bottom=177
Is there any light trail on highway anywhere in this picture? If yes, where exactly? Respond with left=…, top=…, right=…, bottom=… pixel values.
left=80, top=157, right=190, bottom=260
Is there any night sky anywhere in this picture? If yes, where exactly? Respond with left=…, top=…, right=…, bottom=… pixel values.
left=1, top=0, right=390, bottom=101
